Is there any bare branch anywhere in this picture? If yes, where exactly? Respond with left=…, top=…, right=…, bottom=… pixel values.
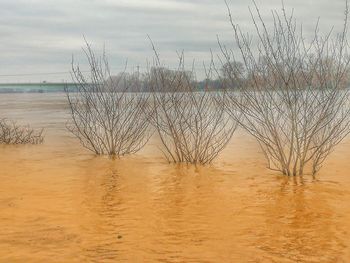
left=0, top=119, right=44, bottom=145
left=220, top=0, right=350, bottom=175
left=65, top=40, right=152, bottom=156
left=146, top=45, right=237, bottom=164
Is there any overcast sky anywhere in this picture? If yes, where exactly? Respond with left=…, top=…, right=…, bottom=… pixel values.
left=0, top=0, right=347, bottom=82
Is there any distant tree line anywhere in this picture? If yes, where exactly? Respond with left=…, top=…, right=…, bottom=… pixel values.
left=105, top=56, right=349, bottom=93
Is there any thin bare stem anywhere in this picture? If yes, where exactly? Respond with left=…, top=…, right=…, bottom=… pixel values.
left=220, top=1, right=350, bottom=175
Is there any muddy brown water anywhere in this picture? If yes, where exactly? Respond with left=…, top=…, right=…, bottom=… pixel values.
left=1, top=93, right=350, bottom=262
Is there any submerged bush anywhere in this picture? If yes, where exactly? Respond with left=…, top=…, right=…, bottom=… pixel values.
left=147, top=44, right=237, bottom=164
left=65, top=41, right=152, bottom=156
left=221, top=1, right=350, bottom=175
left=0, top=119, right=43, bottom=144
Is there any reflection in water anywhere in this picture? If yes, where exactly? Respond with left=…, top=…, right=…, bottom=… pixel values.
left=80, top=165, right=124, bottom=262
left=255, top=177, right=347, bottom=263
left=0, top=93, right=350, bottom=262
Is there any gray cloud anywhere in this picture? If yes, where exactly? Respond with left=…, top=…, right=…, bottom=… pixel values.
left=0, top=0, right=347, bottom=82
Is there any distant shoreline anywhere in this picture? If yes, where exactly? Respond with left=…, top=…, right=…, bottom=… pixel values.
left=0, top=83, right=75, bottom=93
left=0, top=83, right=75, bottom=86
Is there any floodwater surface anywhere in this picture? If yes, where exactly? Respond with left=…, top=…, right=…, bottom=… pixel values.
left=1, top=93, right=350, bottom=262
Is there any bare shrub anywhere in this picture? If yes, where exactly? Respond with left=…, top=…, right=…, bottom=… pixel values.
left=220, top=1, right=350, bottom=175
left=147, top=44, right=237, bottom=164
left=65, top=41, right=152, bottom=156
left=0, top=119, right=43, bottom=144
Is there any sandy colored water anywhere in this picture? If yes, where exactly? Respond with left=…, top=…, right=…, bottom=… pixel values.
left=1, top=93, right=350, bottom=262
